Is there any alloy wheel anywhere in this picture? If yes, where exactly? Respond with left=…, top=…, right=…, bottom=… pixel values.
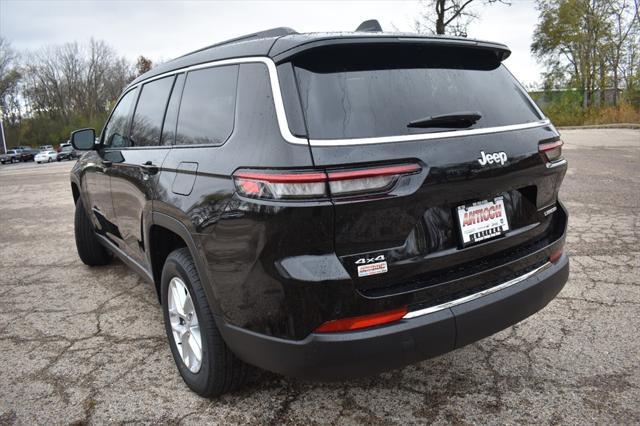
left=168, top=277, right=203, bottom=373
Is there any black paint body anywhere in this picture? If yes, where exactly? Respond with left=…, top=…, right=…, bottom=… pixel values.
left=71, top=32, right=569, bottom=379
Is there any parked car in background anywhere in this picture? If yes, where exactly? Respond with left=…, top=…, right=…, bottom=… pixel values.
left=18, top=148, right=36, bottom=162
left=35, top=150, right=58, bottom=163
left=38, top=144, right=54, bottom=151
left=57, top=143, right=78, bottom=161
left=13, top=146, right=35, bottom=161
left=0, top=150, right=21, bottom=164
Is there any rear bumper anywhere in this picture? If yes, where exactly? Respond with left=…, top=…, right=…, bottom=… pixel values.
left=218, top=253, right=569, bottom=380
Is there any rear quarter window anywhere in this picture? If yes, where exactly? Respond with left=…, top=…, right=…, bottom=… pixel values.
left=175, top=65, right=239, bottom=146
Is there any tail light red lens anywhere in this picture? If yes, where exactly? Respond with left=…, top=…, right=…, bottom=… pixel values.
left=539, top=139, right=563, bottom=162
left=549, top=249, right=563, bottom=263
left=233, top=170, right=327, bottom=199
left=327, top=164, right=421, bottom=197
left=233, top=163, right=421, bottom=200
left=314, top=307, right=408, bottom=333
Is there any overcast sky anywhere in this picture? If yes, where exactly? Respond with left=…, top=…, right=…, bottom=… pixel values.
left=0, top=0, right=544, bottom=86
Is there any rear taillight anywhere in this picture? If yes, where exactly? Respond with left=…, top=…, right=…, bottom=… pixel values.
left=314, top=307, right=408, bottom=333
left=549, top=249, right=563, bottom=263
left=233, top=163, right=421, bottom=200
left=539, top=139, right=563, bottom=163
left=233, top=170, right=327, bottom=200
left=327, top=164, right=420, bottom=197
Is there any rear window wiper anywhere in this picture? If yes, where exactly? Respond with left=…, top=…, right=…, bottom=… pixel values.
left=407, top=111, right=482, bottom=129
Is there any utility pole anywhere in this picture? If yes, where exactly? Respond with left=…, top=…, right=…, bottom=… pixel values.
left=0, top=107, right=6, bottom=154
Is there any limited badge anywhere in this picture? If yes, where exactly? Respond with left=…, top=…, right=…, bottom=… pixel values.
left=357, top=261, right=388, bottom=277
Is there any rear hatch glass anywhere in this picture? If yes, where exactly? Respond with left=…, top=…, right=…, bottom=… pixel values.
left=284, top=43, right=543, bottom=140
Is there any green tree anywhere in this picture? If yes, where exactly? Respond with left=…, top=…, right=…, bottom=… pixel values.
left=0, top=38, right=21, bottom=128
left=532, top=0, right=616, bottom=108
left=532, top=0, right=640, bottom=108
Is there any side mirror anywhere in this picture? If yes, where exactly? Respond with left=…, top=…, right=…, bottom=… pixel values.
left=71, top=128, right=96, bottom=150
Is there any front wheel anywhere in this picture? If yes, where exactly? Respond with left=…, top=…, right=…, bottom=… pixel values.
left=161, top=248, right=247, bottom=397
left=74, top=199, right=112, bottom=266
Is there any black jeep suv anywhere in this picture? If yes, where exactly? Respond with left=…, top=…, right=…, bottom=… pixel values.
left=70, top=26, right=569, bottom=397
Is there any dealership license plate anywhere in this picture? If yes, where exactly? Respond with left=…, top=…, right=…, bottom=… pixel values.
left=456, top=196, right=509, bottom=246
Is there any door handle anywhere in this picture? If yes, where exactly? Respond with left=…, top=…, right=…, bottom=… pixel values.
left=141, top=161, right=159, bottom=175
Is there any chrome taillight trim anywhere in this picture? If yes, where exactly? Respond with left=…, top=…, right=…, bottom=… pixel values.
left=402, top=262, right=553, bottom=319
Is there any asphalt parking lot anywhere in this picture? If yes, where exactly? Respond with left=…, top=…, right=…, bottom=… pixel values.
left=0, top=128, right=638, bottom=424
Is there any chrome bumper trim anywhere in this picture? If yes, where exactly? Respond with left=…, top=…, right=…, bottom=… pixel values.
left=402, top=262, right=553, bottom=319
left=546, top=158, right=567, bottom=169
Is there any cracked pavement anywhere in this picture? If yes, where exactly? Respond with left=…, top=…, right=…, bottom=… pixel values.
left=0, top=128, right=638, bottom=424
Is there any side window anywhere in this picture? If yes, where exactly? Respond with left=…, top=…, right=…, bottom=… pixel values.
left=161, top=73, right=186, bottom=146
left=130, top=76, right=175, bottom=147
left=103, top=89, right=138, bottom=148
left=175, top=65, right=238, bottom=146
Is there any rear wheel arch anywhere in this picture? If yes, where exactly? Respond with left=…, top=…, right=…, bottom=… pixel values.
left=149, top=213, right=219, bottom=313
left=148, top=224, right=187, bottom=301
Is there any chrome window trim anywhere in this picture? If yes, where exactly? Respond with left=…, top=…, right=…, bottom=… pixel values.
left=127, top=57, right=308, bottom=146
left=128, top=57, right=552, bottom=148
left=307, top=120, right=552, bottom=147
left=402, top=261, right=553, bottom=319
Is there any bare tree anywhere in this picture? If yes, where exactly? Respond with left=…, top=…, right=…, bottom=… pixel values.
left=136, top=55, right=153, bottom=76
left=23, top=39, right=135, bottom=123
left=605, top=0, right=639, bottom=105
left=414, top=0, right=510, bottom=36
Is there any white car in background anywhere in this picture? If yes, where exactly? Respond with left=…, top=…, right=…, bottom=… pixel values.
left=35, top=151, right=58, bottom=163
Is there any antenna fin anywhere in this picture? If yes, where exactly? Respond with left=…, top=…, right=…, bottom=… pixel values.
left=355, top=19, right=383, bottom=32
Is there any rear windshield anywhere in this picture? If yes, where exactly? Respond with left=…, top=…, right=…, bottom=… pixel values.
left=287, top=44, right=542, bottom=140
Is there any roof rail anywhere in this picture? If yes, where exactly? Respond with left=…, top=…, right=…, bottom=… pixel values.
left=178, top=27, right=298, bottom=58
left=355, top=19, right=383, bottom=32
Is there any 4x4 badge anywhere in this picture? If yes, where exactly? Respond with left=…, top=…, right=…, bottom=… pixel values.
left=355, top=254, right=385, bottom=264
left=478, top=151, right=508, bottom=166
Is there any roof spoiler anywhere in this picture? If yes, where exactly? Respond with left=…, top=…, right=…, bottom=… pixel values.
left=272, top=36, right=511, bottom=63
left=355, top=19, right=383, bottom=32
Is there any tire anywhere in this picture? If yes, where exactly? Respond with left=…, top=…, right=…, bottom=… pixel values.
left=161, top=248, right=247, bottom=397
left=74, top=199, right=112, bottom=266
left=48, top=157, right=52, bottom=163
